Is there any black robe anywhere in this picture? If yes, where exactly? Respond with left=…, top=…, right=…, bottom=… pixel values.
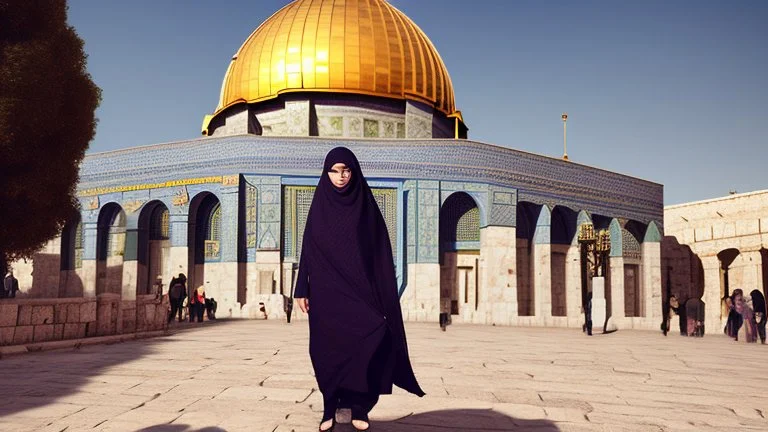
left=294, top=147, right=424, bottom=398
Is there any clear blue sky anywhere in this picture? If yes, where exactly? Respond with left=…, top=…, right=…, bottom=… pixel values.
left=67, top=0, right=767, bottom=205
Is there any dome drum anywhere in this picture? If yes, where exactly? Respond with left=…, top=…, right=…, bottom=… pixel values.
left=204, top=92, right=462, bottom=139
left=203, top=0, right=466, bottom=139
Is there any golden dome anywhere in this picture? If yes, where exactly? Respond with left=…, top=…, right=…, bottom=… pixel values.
left=207, top=0, right=457, bottom=127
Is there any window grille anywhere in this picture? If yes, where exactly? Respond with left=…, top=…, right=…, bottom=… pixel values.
left=150, top=207, right=170, bottom=240
left=457, top=207, right=480, bottom=242
left=246, top=184, right=258, bottom=248
left=74, top=221, right=84, bottom=269
left=205, top=204, right=221, bottom=260
left=107, top=211, right=126, bottom=257
left=372, top=188, right=398, bottom=262
left=441, top=194, right=480, bottom=251
left=283, top=186, right=398, bottom=262
left=622, top=228, right=642, bottom=260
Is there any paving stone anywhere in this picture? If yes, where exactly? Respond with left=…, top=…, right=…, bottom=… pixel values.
left=0, top=321, right=766, bottom=432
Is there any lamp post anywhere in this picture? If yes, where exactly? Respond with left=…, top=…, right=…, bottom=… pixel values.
left=578, top=222, right=611, bottom=335
left=562, top=113, right=569, bottom=161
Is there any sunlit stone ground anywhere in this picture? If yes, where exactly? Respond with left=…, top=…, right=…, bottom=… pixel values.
left=0, top=319, right=766, bottom=431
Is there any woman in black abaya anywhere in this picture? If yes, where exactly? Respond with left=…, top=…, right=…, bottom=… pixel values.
left=294, top=147, right=424, bottom=431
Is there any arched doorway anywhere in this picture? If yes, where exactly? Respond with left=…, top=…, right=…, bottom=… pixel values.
left=623, top=220, right=646, bottom=317
left=439, top=192, right=480, bottom=319
left=188, top=193, right=221, bottom=294
left=591, top=214, right=613, bottom=318
left=138, top=201, right=170, bottom=296
left=551, top=206, right=577, bottom=317
left=59, top=213, right=84, bottom=297
left=96, top=203, right=126, bottom=295
left=516, top=202, right=542, bottom=316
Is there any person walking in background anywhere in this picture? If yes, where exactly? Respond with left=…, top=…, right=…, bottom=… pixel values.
left=725, top=289, right=756, bottom=342
left=750, top=290, right=767, bottom=344
left=167, top=273, right=187, bottom=323
left=4, top=269, right=19, bottom=298
left=190, top=285, right=206, bottom=323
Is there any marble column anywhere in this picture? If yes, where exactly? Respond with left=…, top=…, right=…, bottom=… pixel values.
left=167, top=213, right=189, bottom=291
left=609, top=256, right=625, bottom=327
left=642, top=242, right=662, bottom=328
left=565, top=244, right=583, bottom=327
left=121, top=229, right=139, bottom=300
left=478, top=226, right=517, bottom=325
left=81, top=222, right=98, bottom=298
left=532, top=243, right=552, bottom=324
left=701, top=255, right=723, bottom=334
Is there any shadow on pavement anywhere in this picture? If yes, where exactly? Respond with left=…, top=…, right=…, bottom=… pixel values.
left=0, top=319, right=241, bottom=422
left=138, top=426, right=226, bottom=432
left=370, top=409, right=560, bottom=431
left=137, top=409, right=559, bottom=432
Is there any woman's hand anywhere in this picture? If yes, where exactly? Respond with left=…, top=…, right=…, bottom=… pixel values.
left=295, top=297, right=309, bottom=313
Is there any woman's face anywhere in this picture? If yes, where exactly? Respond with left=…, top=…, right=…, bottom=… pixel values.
left=328, top=162, right=352, bottom=189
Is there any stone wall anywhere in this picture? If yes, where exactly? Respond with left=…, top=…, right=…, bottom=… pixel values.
left=0, top=294, right=168, bottom=347
left=663, top=189, right=768, bottom=334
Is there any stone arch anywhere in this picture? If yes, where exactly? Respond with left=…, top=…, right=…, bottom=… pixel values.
left=644, top=221, right=663, bottom=243
left=60, top=212, right=83, bottom=272
left=661, top=235, right=705, bottom=334
left=717, top=248, right=741, bottom=319
left=188, top=192, right=222, bottom=293
left=516, top=202, right=544, bottom=316
left=550, top=206, right=578, bottom=317
left=96, top=203, right=126, bottom=296
left=439, top=192, right=481, bottom=317
left=574, top=210, right=593, bottom=316
left=621, top=220, right=646, bottom=317
left=59, top=212, right=84, bottom=297
left=590, top=214, right=613, bottom=318
left=137, top=200, right=170, bottom=296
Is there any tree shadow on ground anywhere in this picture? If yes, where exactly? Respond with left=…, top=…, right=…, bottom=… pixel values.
left=0, top=319, right=239, bottom=426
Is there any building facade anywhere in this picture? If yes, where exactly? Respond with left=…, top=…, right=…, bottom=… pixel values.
left=9, top=0, right=665, bottom=330
left=662, top=190, right=768, bottom=334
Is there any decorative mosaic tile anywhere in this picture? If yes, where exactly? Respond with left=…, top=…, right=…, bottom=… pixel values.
left=364, top=119, right=379, bottom=137
left=610, top=218, right=623, bottom=257
left=533, top=205, right=552, bottom=245
left=382, top=121, right=395, bottom=138
left=78, top=136, right=663, bottom=233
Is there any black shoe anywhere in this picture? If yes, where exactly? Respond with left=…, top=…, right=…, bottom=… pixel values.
left=319, top=418, right=335, bottom=432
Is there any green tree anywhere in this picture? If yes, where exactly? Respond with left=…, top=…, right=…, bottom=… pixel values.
left=0, top=0, right=101, bottom=269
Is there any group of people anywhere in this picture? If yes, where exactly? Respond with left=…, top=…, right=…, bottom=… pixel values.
left=724, top=288, right=767, bottom=344
left=166, top=273, right=217, bottom=323
left=663, top=295, right=706, bottom=337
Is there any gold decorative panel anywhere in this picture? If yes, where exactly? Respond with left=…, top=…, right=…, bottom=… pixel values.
left=208, top=0, right=456, bottom=125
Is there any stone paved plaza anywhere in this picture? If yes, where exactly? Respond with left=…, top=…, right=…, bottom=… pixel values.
left=0, top=320, right=766, bottom=432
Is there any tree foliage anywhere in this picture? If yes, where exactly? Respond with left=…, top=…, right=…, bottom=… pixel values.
left=0, top=0, right=101, bottom=265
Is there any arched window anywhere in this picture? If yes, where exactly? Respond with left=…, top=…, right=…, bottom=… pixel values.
left=204, top=203, right=222, bottom=260
left=440, top=192, right=480, bottom=251
left=61, top=219, right=84, bottom=270
left=208, top=204, right=221, bottom=242
left=107, top=211, right=126, bottom=257
left=74, top=221, right=84, bottom=268
left=150, top=207, right=170, bottom=240
left=456, top=206, right=480, bottom=242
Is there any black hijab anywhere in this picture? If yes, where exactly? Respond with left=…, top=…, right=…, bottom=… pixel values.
left=751, top=290, right=766, bottom=316
left=294, top=147, right=424, bottom=398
